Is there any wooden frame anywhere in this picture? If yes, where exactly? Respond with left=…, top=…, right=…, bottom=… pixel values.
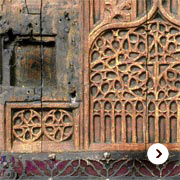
left=5, top=102, right=79, bottom=152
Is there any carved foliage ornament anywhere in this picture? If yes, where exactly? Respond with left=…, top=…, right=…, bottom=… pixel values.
left=1, top=154, right=180, bottom=179
left=104, top=0, right=131, bottom=22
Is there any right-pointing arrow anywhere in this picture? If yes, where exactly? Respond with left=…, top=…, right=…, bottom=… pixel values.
left=156, top=149, right=162, bottom=158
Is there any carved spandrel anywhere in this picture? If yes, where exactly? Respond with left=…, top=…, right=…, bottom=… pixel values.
left=104, top=0, right=131, bottom=22
left=89, top=0, right=154, bottom=30
left=162, top=0, right=180, bottom=16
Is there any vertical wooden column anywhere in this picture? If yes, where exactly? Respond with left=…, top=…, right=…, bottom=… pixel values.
left=89, top=0, right=94, bottom=30
left=131, top=0, right=137, bottom=20
left=111, top=102, right=115, bottom=144
left=177, top=102, right=180, bottom=143
left=167, top=0, right=171, bottom=13
left=83, top=0, right=90, bottom=149
left=132, top=103, right=136, bottom=143
left=178, top=0, right=180, bottom=16
left=100, top=102, right=105, bottom=143
left=122, top=102, right=126, bottom=143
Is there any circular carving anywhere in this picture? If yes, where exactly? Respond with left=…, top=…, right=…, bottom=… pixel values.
left=13, top=109, right=42, bottom=143
left=42, top=109, right=73, bottom=142
left=159, top=0, right=180, bottom=27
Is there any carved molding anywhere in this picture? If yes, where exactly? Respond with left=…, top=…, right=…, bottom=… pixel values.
left=1, top=152, right=180, bottom=179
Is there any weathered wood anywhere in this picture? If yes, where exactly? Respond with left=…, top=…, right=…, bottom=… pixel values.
left=0, top=0, right=180, bottom=154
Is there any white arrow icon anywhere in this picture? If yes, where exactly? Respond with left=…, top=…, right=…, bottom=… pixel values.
left=147, top=143, right=169, bottom=165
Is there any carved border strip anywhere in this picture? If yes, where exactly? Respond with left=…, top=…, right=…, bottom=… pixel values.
left=0, top=152, right=180, bottom=179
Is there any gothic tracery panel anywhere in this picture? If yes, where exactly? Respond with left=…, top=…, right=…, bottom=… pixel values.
left=42, top=109, right=73, bottom=143
left=90, top=26, right=147, bottom=149
left=146, top=15, right=180, bottom=148
left=13, top=109, right=42, bottom=143
left=89, top=0, right=180, bottom=150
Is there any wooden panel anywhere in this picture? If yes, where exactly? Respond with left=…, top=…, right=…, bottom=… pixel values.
left=146, top=7, right=180, bottom=149
left=6, top=102, right=79, bottom=152
left=87, top=0, right=148, bottom=151
left=85, top=0, right=180, bottom=151
left=0, top=0, right=81, bottom=152
left=1, top=0, right=180, bottom=153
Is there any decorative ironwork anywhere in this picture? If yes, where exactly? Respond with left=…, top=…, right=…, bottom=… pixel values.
left=43, top=109, right=73, bottom=142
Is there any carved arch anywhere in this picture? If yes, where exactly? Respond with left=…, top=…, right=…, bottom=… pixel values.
left=90, top=0, right=180, bottom=45
left=85, top=0, right=180, bottom=150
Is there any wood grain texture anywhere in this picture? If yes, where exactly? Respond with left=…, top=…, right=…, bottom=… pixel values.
left=85, top=0, right=180, bottom=151
left=0, top=0, right=180, bottom=153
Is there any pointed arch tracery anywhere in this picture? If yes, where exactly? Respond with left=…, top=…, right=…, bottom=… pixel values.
left=87, top=0, right=180, bottom=150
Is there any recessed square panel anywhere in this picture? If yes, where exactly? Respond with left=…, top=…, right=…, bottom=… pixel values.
left=6, top=102, right=79, bottom=152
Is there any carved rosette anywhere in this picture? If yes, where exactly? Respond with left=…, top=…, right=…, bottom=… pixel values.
left=42, top=109, right=73, bottom=142
left=13, top=109, right=42, bottom=143
left=12, top=109, right=73, bottom=143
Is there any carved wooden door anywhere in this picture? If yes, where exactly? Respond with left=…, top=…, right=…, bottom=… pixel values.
left=1, top=0, right=180, bottom=179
